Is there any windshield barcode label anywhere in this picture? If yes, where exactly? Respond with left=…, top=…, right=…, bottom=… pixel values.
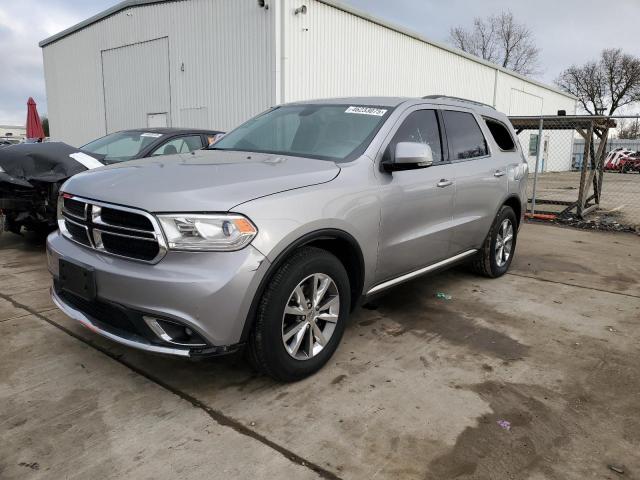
left=345, top=106, right=388, bottom=116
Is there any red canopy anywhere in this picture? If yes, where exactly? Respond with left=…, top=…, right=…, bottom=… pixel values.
left=26, top=97, right=45, bottom=140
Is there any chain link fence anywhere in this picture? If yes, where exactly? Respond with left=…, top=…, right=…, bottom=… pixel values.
left=509, top=115, right=640, bottom=232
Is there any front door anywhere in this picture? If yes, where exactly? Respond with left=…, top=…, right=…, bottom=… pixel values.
left=376, top=108, right=456, bottom=283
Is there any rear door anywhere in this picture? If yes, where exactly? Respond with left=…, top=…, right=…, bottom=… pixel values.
left=376, top=107, right=456, bottom=282
left=444, top=110, right=508, bottom=252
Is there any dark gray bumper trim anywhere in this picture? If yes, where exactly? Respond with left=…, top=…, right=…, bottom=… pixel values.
left=51, top=287, right=191, bottom=357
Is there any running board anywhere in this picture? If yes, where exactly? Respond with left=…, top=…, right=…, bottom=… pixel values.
left=366, top=249, right=477, bottom=296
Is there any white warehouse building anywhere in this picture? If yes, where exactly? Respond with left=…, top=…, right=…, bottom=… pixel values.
left=40, top=0, right=577, bottom=169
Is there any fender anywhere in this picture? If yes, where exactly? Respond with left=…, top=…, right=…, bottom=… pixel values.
left=239, top=228, right=365, bottom=343
left=498, top=193, right=525, bottom=229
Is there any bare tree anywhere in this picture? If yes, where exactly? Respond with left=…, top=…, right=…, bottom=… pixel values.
left=449, top=11, right=540, bottom=75
left=556, top=49, right=640, bottom=115
left=618, top=118, right=640, bottom=139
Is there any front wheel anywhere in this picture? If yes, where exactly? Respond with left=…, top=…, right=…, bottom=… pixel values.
left=471, top=205, right=518, bottom=278
left=247, top=246, right=350, bottom=382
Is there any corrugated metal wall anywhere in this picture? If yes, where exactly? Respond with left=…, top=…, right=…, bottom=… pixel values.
left=280, top=0, right=576, bottom=115
left=281, top=0, right=494, bottom=104
left=42, top=0, right=577, bottom=147
left=42, top=0, right=276, bottom=146
left=102, top=37, right=171, bottom=132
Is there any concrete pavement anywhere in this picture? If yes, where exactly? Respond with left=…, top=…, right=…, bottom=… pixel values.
left=1, top=223, right=639, bottom=479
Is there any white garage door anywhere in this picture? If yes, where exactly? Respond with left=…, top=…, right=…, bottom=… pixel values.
left=101, top=37, right=171, bottom=132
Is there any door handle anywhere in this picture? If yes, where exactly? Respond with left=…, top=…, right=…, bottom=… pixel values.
left=494, top=170, right=506, bottom=177
left=437, top=179, right=453, bottom=188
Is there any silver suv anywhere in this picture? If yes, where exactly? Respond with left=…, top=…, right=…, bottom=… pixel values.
left=47, top=96, right=528, bottom=381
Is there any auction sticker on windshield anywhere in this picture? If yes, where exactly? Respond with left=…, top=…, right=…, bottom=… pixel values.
left=345, top=106, right=388, bottom=116
left=140, top=133, right=163, bottom=138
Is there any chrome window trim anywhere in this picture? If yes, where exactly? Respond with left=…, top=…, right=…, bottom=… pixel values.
left=58, top=195, right=168, bottom=264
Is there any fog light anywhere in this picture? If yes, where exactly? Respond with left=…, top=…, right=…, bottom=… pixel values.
left=143, top=316, right=207, bottom=347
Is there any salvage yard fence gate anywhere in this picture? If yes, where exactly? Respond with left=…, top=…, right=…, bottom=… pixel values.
left=509, top=115, right=640, bottom=230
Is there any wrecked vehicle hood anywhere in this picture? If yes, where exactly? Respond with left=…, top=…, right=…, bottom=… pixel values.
left=62, top=149, right=341, bottom=212
left=0, top=142, right=103, bottom=188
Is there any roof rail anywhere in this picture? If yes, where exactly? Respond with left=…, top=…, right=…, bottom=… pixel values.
left=422, top=95, right=495, bottom=110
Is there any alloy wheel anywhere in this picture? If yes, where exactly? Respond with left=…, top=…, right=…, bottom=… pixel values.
left=281, top=273, right=340, bottom=360
left=495, top=218, right=514, bottom=267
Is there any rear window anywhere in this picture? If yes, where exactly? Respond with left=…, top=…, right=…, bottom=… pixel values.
left=442, top=111, right=488, bottom=160
left=484, top=118, right=516, bottom=151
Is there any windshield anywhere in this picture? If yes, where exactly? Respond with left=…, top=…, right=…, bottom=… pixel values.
left=210, top=104, right=392, bottom=161
left=81, top=131, right=162, bottom=162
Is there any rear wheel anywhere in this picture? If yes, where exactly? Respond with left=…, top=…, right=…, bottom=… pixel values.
left=247, top=247, right=350, bottom=382
left=471, top=205, right=517, bottom=278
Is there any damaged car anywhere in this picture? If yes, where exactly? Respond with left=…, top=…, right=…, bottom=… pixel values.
left=0, top=128, right=223, bottom=235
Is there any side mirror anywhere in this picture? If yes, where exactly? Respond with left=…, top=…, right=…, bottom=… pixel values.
left=383, top=142, right=434, bottom=172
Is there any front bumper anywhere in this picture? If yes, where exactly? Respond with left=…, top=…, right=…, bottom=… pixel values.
left=47, top=230, right=270, bottom=356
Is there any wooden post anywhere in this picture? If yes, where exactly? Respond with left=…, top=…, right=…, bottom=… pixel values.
left=595, top=126, right=610, bottom=205
left=577, top=124, right=593, bottom=218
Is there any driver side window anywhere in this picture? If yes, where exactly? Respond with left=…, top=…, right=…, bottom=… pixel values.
left=151, top=135, right=203, bottom=156
left=387, top=109, right=443, bottom=163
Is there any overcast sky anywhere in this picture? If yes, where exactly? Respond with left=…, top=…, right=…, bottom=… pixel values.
left=1, top=0, right=639, bottom=124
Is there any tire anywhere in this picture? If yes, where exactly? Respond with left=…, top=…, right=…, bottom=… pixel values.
left=471, top=205, right=518, bottom=278
left=247, top=246, right=350, bottom=382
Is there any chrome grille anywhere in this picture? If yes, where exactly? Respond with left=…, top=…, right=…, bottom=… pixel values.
left=59, top=195, right=167, bottom=263
left=63, top=197, right=87, bottom=220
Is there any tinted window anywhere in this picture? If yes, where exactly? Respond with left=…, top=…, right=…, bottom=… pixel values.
left=388, top=109, right=443, bottom=163
left=485, top=118, right=515, bottom=151
left=151, top=135, right=203, bottom=156
left=443, top=111, right=488, bottom=160
left=212, top=105, right=391, bottom=161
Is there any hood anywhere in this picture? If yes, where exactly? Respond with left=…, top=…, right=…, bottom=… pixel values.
left=0, top=142, right=103, bottom=188
left=62, top=149, right=341, bottom=212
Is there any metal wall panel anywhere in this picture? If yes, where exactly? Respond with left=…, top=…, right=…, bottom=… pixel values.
left=280, top=0, right=577, bottom=117
left=180, top=107, right=209, bottom=128
left=281, top=0, right=494, bottom=104
left=496, top=71, right=577, bottom=115
left=42, top=0, right=577, bottom=147
left=42, top=0, right=276, bottom=146
left=508, top=89, right=543, bottom=116
left=102, top=37, right=171, bottom=132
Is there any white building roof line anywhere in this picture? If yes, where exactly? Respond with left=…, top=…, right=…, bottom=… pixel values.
left=39, top=0, right=576, bottom=101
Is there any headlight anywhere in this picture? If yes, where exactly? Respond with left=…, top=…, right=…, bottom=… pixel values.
left=157, top=214, right=257, bottom=251
left=0, top=166, right=5, bottom=173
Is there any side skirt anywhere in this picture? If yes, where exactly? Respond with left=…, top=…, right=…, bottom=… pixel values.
left=365, top=249, right=477, bottom=296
